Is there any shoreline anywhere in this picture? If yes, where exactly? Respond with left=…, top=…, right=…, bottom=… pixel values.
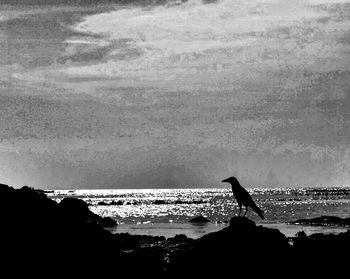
left=111, top=221, right=349, bottom=238
left=1, top=183, right=350, bottom=276
left=46, top=187, right=350, bottom=237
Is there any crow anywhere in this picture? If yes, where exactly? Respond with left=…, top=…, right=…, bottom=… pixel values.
left=222, top=176, right=264, bottom=219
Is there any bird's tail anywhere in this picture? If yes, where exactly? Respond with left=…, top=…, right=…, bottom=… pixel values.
left=252, top=204, right=265, bottom=219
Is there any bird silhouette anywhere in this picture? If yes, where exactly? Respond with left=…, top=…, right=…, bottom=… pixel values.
left=222, top=176, right=265, bottom=219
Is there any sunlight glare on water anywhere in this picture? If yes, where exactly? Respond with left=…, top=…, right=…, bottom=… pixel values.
left=49, top=187, right=350, bottom=224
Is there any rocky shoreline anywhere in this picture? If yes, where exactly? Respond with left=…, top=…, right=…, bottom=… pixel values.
left=1, top=184, right=349, bottom=276
left=290, top=216, right=350, bottom=227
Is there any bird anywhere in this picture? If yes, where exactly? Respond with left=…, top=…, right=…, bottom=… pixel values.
left=222, top=176, right=265, bottom=219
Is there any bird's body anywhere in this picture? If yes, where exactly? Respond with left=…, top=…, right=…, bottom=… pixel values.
left=222, top=176, right=265, bottom=219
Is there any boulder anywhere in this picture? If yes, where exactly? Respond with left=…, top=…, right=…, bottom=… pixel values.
left=290, top=216, right=350, bottom=227
left=98, top=217, right=117, bottom=228
left=192, top=199, right=205, bottom=204
left=189, top=215, right=210, bottom=223
left=295, top=231, right=307, bottom=237
left=98, top=201, right=109, bottom=206
left=169, top=217, right=291, bottom=276
left=154, top=200, right=167, bottom=205
left=59, top=197, right=98, bottom=223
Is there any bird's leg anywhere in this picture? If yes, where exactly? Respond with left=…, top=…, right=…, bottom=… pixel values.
left=238, top=205, right=242, bottom=217
left=243, top=206, right=248, bottom=217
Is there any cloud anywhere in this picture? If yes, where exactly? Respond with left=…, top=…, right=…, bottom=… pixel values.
left=272, top=141, right=337, bottom=160
left=58, top=0, right=325, bottom=80
left=2, top=0, right=350, bottom=188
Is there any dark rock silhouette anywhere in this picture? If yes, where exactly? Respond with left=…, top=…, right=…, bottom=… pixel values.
left=192, top=199, right=205, bottom=204
left=175, top=199, right=205, bottom=204
left=98, top=216, right=118, bottom=227
left=295, top=230, right=307, bottom=237
left=1, top=183, right=349, bottom=276
left=110, top=200, right=124, bottom=205
left=222, top=176, right=265, bottom=219
left=98, top=201, right=109, bottom=205
left=0, top=184, right=117, bottom=276
left=154, top=199, right=167, bottom=205
left=291, top=229, right=350, bottom=274
left=60, top=197, right=99, bottom=222
left=168, top=216, right=291, bottom=276
left=189, top=215, right=210, bottom=223
left=290, top=216, right=350, bottom=227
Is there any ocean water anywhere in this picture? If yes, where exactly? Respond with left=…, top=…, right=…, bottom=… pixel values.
left=48, top=188, right=350, bottom=238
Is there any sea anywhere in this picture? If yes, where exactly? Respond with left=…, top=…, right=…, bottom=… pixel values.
left=47, top=187, right=350, bottom=238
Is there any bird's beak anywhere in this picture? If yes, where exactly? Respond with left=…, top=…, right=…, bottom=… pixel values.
left=221, top=178, right=229, bottom=183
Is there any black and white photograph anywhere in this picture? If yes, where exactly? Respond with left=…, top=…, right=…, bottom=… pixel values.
left=1, top=0, right=350, bottom=276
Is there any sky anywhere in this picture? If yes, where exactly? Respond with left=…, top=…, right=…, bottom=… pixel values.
left=0, top=0, right=350, bottom=188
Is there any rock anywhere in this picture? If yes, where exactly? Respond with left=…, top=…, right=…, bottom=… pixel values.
left=229, top=216, right=256, bottom=227
left=113, top=233, right=141, bottom=250
left=98, top=201, right=108, bottom=206
left=2, top=182, right=350, bottom=276
left=169, top=217, right=292, bottom=276
left=171, top=234, right=192, bottom=244
left=154, top=200, right=167, bottom=205
left=109, top=200, right=124, bottom=205
left=189, top=215, right=210, bottom=223
left=175, top=200, right=185, bottom=204
left=34, top=189, right=46, bottom=194
left=295, top=231, right=307, bottom=237
left=192, top=199, right=205, bottom=204
left=98, top=217, right=117, bottom=228
left=127, top=245, right=165, bottom=275
left=0, top=183, right=11, bottom=195
left=59, top=197, right=98, bottom=223
left=290, top=216, right=350, bottom=227
left=173, top=234, right=188, bottom=240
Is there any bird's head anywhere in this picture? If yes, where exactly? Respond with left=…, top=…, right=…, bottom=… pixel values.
left=221, top=176, right=239, bottom=185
